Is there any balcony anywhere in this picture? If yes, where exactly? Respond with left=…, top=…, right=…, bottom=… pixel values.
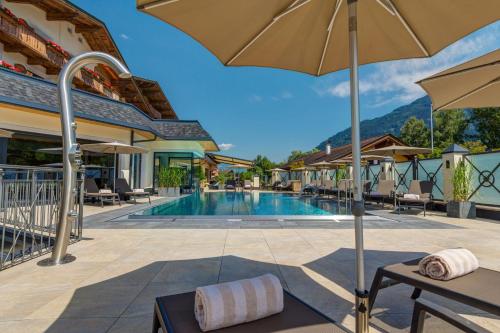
left=0, top=8, right=120, bottom=100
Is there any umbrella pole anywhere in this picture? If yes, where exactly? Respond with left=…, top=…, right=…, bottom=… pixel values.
left=113, top=150, right=117, bottom=191
left=348, top=1, right=369, bottom=332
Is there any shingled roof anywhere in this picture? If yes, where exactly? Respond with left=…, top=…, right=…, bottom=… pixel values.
left=282, top=134, right=404, bottom=169
left=0, top=68, right=217, bottom=146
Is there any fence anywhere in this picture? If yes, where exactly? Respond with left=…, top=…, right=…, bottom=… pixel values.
left=391, top=150, right=499, bottom=206
left=465, top=151, right=500, bottom=206
left=0, top=165, right=83, bottom=270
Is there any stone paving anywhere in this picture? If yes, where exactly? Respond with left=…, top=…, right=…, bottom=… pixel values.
left=0, top=197, right=499, bottom=333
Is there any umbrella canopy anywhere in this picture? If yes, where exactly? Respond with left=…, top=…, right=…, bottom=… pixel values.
left=0, top=129, right=13, bottom=138
left=309, top=160, right=335, bottom=168
left=364, top=144, right=431, bottom=157
left=417, top=48, right=500, bottom=111
left=227, top=163, right=251, bottom=169
left=270, top=168, right=286, bottom=172
left=80, top=142, right=148, bottom=154
left=137, top=1, right=500, bottom=331
left=80, top=142, right=148, bottom=190
left=137, top=0, right=499, bottom=76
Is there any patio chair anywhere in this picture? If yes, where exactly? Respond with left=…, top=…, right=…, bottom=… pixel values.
left=279, top=180, right=293, bottom=191
left=364, top=179, right=394, bottom=208
left=225, top=179, right=236, bottom=191
left=114, top=178, right=151, bottom=204
left=410, top=298, right=492, bottom=333
left=271, top=181, right=282, bottom=191
left=84, top=178, right=120, bottom=207
left=208, top=181, right=219, bottom=190
left=243, top=180, right=252, bottom=190
left=396, top=180, right=433, bottom=216
left=152, top=290, right=346, bottom=333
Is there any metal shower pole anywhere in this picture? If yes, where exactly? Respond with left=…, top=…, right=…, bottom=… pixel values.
left=348, top=0, right=369, bottom=332
left=46, top=52, right=131, bottom=265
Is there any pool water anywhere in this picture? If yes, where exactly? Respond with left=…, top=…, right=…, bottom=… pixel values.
left=139, top=191, right=348, bottom=216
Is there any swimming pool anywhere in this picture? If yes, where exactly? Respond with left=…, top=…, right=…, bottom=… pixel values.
left=136, top=191, right=348, bottom=217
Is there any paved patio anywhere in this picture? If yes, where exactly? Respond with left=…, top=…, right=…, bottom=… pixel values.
left=1, top=198, right=499, bottom=333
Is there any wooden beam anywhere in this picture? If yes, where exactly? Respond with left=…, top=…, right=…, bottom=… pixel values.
left=75, top=25, right=100, bottom=33
left=26, top=57, right=45, bottom=66
left=46, top=12, right=79, bottom=21
left=3, top=45, right=25, bottom=53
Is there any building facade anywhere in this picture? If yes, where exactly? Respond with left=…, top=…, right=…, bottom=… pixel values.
left=0, top=0, right=218, bottom=190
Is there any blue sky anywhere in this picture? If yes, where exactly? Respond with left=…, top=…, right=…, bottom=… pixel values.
left=73, top=1, right=500, bottom=162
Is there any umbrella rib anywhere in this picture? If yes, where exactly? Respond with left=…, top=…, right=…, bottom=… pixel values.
left=317, top=0, right=343, bottom=76
left=417, top=61, right=500, bottom=83
left=382, top=0, right=430, bottom=57
left=435, top=77, right=500, bottom=111
left=226, top=0, right=312, bottom=66
left=138, top=0, right=180, bottom=10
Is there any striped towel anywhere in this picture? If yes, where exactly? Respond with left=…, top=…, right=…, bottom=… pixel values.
left=419, top=249, right=479, bottom=280
left=194, top=274, right=284, bottom=332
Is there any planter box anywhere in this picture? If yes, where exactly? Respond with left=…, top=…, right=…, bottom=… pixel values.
left=218, top=184, right=225, bottom=190
left=447, top=201, right=476, bottom=219
left=158, top=187, right=180, bottom=197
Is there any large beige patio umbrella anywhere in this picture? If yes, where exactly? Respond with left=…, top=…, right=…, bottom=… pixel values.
left=0, top=129, right=13, bottom=138
left=417, top=48, right=500, bottom=111
left=137, top=1, right=500, bottom=331
left=80, top=142, right=148, bottom=190
left=364, top=145, right=431, bottom=158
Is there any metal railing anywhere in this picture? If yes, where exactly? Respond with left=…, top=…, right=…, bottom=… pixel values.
left=0, top=165, right=83, bottom=270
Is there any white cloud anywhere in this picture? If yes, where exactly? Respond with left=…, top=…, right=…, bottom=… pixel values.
left=271, top=90, right=294, bottom=101
left=120, top=33, right=130, bottom=40
left=248, top=94, right=263, bottom=103
left=315, top=23, right=500, bottom=105
left=218, top=143, right=235, bottom=151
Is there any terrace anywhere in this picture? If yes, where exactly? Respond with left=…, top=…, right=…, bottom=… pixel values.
left=0, top=198, right=499, bottom=333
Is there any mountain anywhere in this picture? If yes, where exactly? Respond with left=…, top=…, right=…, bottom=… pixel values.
left=317, top=95, right=431, bottom=149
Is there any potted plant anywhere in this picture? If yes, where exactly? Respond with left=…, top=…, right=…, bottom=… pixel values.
left=447, top=160, right=476, bottom=218
left=216, top=172, right=227, bottom=190
left=158, top=167, right=184, bottom=197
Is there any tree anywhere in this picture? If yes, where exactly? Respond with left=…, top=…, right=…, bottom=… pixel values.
left=400, top=116, right=430, bottom=147
left=433, top=109, right=468, bottom=149
left=251, top=155, right=277, bottom=179
left=462, top=141, right=487, bottom=154
left=470, top=108, right=500, bottom=149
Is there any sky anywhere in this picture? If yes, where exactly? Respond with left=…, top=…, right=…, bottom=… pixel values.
left=72, top=0, right=500, bottom=162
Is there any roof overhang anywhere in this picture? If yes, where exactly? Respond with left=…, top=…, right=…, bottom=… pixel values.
left=206, top=153, right=253, bottom=167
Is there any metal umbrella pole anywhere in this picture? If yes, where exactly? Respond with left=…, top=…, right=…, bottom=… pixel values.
left=43, top=52, right=131, bottom=266
left=348, top=1, right=369, bottom=332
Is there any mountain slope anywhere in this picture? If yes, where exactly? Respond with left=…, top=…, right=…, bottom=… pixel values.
left=317, top=95, right=431, bottom=149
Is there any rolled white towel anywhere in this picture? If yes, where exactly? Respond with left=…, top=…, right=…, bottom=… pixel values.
left=99, top=189, right=112, bottom=194
left=419, top=249, right=479, bottom=280
left=132, top=188, right=145, bottom=193
left=403, top=193, right=420, bottom=200
left=194, top=274, right=284, bottom=332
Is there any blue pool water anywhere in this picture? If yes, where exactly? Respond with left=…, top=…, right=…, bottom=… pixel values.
left=139, top=192, right=348, bottom=216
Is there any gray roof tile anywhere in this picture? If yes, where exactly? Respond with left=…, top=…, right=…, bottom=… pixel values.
left=0, top=69, right=216, bottom=144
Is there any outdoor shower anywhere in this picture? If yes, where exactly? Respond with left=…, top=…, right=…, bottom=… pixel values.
left=43, top=52, right=131, bottom=265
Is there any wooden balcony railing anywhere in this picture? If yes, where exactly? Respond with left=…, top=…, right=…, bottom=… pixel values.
left=0, top=9, right=120, bottom=101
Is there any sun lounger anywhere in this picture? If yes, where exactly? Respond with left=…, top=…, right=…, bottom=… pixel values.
left=243, top=180, right=252, bottom=190
left=410, top=298, right=492, bottom=333
left=115, top=178, right=151, bottom=204
left=84, top=178, right=120, bottom=207
left=225, top=180, right=236, bottom=191
left=152, top=290, right=346, bottom=333
left=364, top=179, right=394, bottom=208
left=396, top=180, right=433, bottom=216
left=368, top=258, right=500, bottom=317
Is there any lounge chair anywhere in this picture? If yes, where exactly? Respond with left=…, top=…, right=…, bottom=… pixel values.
left=396, top=180, right=433, bottom=216
left=243, top=180, right=252, bottom=190
left=208, top=181, right=219, bottom=190
left=152, top=290, right=346, bottom=333
left=115, top=178, right=151, bottom=204
left=410, top=298, right=492, bottom=333
left=271, top=181, right=282, bottom=191
left=225, top=179, right=236, bottom=191
left=364, top=179, right=394, bottom=208
left=368, top=258, right=500, bottom=317
left=84, top=178, right=120, bottom=207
